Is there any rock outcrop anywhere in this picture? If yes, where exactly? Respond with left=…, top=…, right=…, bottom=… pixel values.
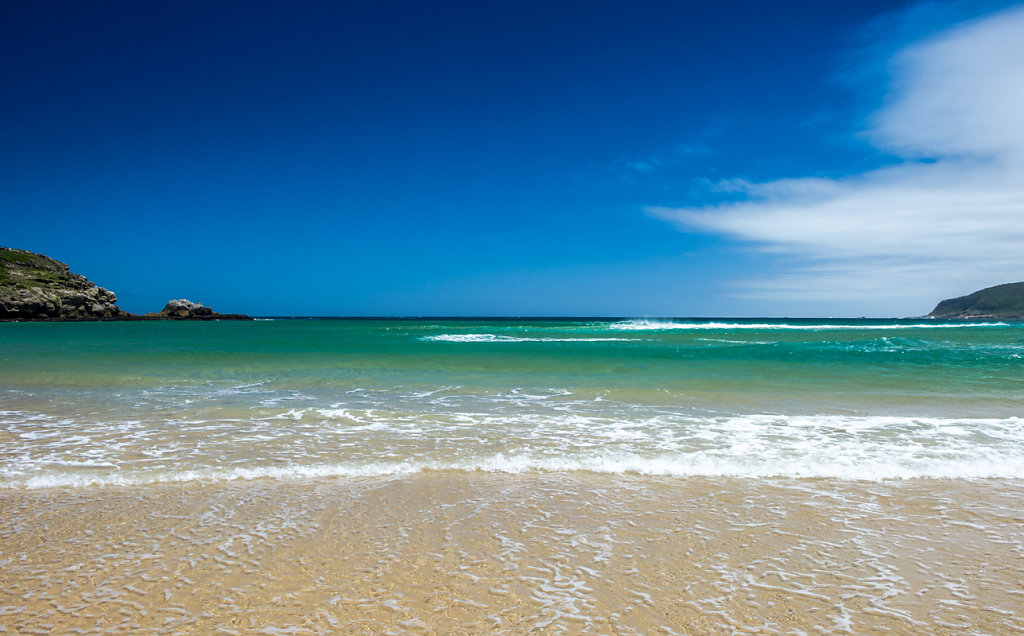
left=928, top=282, right=1024, bottom=319
left=0, top=247, right=130, bottom=320
left=156, top=299, right=214, bottom=318
left=143, top=299, right=250, bottom=321
left=1, top=247, right=251, bottom=321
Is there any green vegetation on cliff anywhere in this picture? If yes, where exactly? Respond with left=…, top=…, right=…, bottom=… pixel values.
left=2, top=249, right=79, bottom=287
left=0, top=247, right=125, bottom=320
left=928, top=282, right=1024, bottom=319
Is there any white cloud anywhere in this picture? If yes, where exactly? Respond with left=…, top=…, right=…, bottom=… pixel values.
left=650, top=4, right=1024, bottom=315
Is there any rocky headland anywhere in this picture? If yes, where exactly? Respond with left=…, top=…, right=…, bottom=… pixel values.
left=928, top=282, right=1024, bottom=320
left=0, top=247, right=250, bottom=321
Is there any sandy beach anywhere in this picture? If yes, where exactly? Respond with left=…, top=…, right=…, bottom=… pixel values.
left=3, top=473, right=1023, bottom=634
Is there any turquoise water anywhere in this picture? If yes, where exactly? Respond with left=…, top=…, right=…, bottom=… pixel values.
left=1, top=318, right=1022, bottom=486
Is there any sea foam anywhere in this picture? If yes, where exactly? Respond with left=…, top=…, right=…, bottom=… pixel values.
left=422, top=334, right=634, bottom=342
left=5, top=410, right=1024, bottom=488
left=608, top=319, right=1010, bottom=331
left=8, top=448, right=1024, bottom=489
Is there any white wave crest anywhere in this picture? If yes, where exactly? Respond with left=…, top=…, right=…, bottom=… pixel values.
left=5, top=410, right=1023, bottom=489
left=422, top=334, right=633, bottom=342
left=6, top=449, right=1024, bottom=489
left=609, top=319, right=1010, bottom=331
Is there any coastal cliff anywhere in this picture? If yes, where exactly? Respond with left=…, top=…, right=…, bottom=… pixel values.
left=928, top=282, right=1024, bottom=319
left=0, top=247, right=250, bottom=321
left=0, top=247, right=129, bottom=320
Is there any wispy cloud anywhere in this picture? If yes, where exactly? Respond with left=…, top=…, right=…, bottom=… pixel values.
left=604, top=142, right=714, bottom=188
left=650, top=4, right=1024, bottom=315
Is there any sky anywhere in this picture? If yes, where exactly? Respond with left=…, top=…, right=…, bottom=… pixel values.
left=2, top=0, right=1022, bottom=317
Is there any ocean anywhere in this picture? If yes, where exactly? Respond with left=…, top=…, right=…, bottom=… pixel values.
left=2, top=318, right=1023, bottom=632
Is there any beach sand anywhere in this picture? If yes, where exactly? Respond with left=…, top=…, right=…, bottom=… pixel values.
left=3, top=473, right=1022, bottom=634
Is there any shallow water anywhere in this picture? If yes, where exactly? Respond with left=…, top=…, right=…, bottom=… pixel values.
left=2, top=319, right=1023, bottom=488
left=1, top=318, right=1022, bottom=632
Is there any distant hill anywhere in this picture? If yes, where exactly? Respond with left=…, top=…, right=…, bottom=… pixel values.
left=928, top=282, right=1024, bottom=319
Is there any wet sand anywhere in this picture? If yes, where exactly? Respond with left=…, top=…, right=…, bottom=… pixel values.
left=2, top=474, right=1023, bottom=634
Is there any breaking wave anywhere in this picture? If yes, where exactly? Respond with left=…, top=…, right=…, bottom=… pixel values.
left=422, top=334, right=633, bottom=342
left=609, top=319, right=1010, bottom=331
left=4, top=410, right=1023, bottom=488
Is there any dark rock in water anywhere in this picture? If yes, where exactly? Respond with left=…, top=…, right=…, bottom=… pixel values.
left=928, top=282, right=1024, bottom=319
left=0, top=247, right=130, bottom=320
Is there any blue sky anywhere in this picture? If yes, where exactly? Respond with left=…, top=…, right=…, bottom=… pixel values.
left=2, top=0, right=1021, bottom=316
